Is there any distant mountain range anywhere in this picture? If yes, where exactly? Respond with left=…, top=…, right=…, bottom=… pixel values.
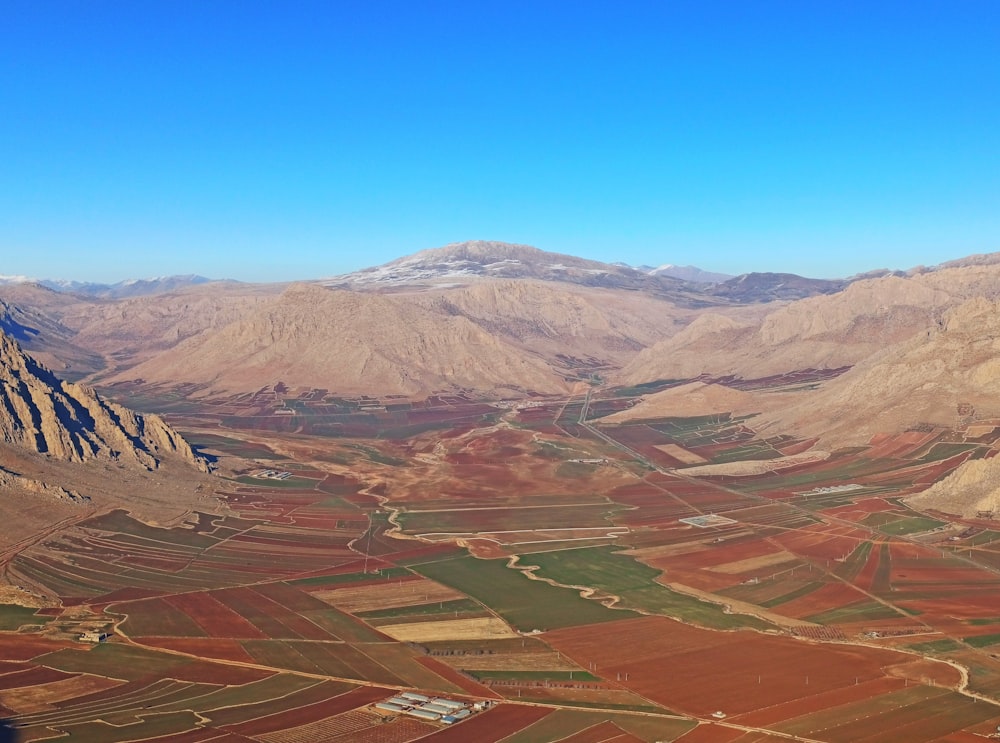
left=321, top=241, right=846, bottom=305
left=4, top=239, right=1000, bottom=421
left=0, top=273, right=217, bottom=298
left=323, top=241, right=692, bottom=294
left=8, top=244, right=1000, bottom=296
left=635, top=264, right=733, bottom=283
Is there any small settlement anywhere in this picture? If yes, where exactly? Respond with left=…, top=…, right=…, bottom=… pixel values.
left=373, top=692, right=488, bottom=725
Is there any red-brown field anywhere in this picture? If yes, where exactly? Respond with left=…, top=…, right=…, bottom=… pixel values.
left=166, top=659, right=273, bottom=685
left=0, top=667, right=75, bottom=690
left=164, top=592, right=269, bottom=638
left=545, top=615, right=961, bottom=717
left=559, top=721, right=646, bottom=743
left=673, top=726, right=748, bottom=743
left=219, top=684, right=390, bottom=736
left=772, top=582, right=871, bottom=619
left=0, top=636, right=74, bottom=661
left=416, top=704, right=552, bottom=742
left=134, top=636, right=258, bottom=663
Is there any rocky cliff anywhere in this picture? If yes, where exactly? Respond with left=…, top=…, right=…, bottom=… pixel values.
left=0, top=330, right=208, bottom=471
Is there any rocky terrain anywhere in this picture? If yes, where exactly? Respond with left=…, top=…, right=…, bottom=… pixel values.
left=0, top=329, right=220, bottom=558
left=617, top=263, right=1000, bottom=387
left=0, top=329, right=208, bottom=471
left=754, top=296, right=1000, bottom=446
left=908, top=456, right=1000, bottom=517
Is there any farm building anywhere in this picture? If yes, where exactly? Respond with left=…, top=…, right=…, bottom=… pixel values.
left=400, top=692, right=430, bottom=703
left=374, top=692, right=477, bottom=725
left=404, top=708, right=440, bottom=721
left=79, top=631, right=110, bottom=643
left=442, top=709, right=472, bottom=724
left=430, top=697, right=465, bottom=710
left=421, top=703, right=454, bottom=715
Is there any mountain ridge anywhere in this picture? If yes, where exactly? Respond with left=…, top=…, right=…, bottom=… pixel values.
left=0, top=329, right=209, bottom=471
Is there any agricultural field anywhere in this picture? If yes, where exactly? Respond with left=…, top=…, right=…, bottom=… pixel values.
left=5, top=384, right=1000, bottom=740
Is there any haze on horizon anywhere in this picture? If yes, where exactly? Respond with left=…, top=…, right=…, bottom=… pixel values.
left=2, top=1, right=998, bottom=283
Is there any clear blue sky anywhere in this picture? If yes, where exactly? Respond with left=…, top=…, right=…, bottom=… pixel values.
left=2, top=1, right=998, bottom=282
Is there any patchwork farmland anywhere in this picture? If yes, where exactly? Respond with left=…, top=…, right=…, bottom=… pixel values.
left=5, top=383, right=1000, bottom=741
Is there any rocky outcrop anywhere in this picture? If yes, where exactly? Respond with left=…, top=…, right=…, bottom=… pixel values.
left=0, top=330, right=208, bottom=471
left=907, top=456, right=1000, bottom=518
left=0, top=466, right=87, bottom=503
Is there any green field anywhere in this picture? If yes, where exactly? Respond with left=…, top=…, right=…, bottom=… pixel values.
left=883, top=516, right=948, bottom=535
left=964, top=633, right=1000, bottom=648
left=38, top=643, right=190, bottom=681
left=907, top=638, right=963, bottom=653
left=524, top=545, right=773, bottom=631
left=0, top=604, right=53, bottom=631
left=413, top=554, right=634, bottom=631
left=290, top=566, right=412, bottom=586
left=805, top=599, right=904, bottom=625
left=184, top=432, right=286, bottom=459
left=834, top=540, right=873, bottom=581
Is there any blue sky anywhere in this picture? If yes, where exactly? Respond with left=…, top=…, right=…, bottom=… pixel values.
left=2, top=1, right=998, bottom=282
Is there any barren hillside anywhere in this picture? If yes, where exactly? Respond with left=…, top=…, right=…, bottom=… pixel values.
left=407, top=279, right=683, bottom=365
left=617, top=264, right=1000, bottom=386
left=598, top=381, right=783, bottom=422
left=106, top=283, right=576, bottom=396
left=753, top=297, right=1000, bottom=446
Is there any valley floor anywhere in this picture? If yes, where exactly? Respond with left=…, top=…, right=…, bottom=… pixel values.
left=4, top=381, right=1000, bottom=742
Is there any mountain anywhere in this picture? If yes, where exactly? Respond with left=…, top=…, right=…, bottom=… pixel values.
left=617, top=263, right=1000, bottom=387
left=8, top=242, right=1000, bottom=418
left=0, top=280, right=283, bottom=381
left=324, top=240, right=707, bottom=297
left=643, top=264, right=733, bottom=284
left=0, top=274, right=220, bottom=298
left=908, top=455, right=1000, bottom=518
left=0, top=329, right=208, bottom=471
left=0, top=289, right=105, bottom=380
left=406, top=279, right=682, bottom=366
left=705, top=272, right=848, bottom=303
left=753, top=296, right=1000, bottom=446
left=598, top=381, right=771, bottom=422
left=102, top=283, right=579, bottom=397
